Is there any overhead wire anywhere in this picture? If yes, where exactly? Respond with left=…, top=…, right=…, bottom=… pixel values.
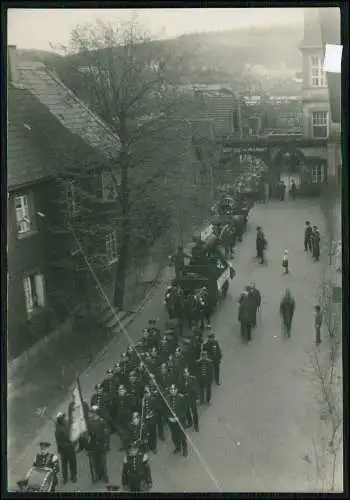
left=67, top=220, right=224, bottom=493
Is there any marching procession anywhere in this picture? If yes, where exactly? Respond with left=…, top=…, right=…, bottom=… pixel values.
left=15, top=158, right=325, bottom=493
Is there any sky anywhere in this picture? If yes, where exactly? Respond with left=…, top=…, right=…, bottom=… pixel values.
left=7, top=8, right=304, bottom=52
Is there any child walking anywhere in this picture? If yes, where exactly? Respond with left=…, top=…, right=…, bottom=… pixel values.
left=282, top=250, right=289, bottom=274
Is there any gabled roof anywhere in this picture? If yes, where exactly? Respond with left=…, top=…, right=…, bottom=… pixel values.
left=15, top=59, right=120, bottom=159
left=8, top=87, right=52, bottom=189
left=8, top=86, right=108, bottom=189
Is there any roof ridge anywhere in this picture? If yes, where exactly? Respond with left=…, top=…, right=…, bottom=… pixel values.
left=45, top=67, right=120, bottom=145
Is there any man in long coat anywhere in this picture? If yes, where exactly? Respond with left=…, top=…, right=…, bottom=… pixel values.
left=279, top=288, right=295, bottom=338
left=238, top=287, right=255, bottom=342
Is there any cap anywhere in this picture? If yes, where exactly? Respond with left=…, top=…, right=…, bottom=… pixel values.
left=39, top=441, right=51, bottom=449
left=91, top=405, right=99, bottom=412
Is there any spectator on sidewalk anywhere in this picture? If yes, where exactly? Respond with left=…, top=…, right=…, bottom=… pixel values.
left=314, top=305, right=323, bottom=345
left=55, top=412, right=77, bottom=485
left=312, top=227, right=321, bottom=261
left=290, top=181, right=296, bottom=200
left=279, top=288, right=295, bottom=338
left=282, top=250, right=289, bottom=274
left=304, top=221, right=313, bottom=252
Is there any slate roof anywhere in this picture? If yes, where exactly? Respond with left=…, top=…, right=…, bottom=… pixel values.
left=193, top=93, right=236, bottom=137
left=15, top=59, right=120, bottom=159
left=8, top=86, right=109, bottom=189
left=8, top=87, right=52, bottom=189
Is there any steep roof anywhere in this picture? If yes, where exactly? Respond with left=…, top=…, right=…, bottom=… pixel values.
left=8, top=87, right=52, bottom=189
left=8, top=86, right=108, bottom=189
left=15, top=59, right=120, bottom=159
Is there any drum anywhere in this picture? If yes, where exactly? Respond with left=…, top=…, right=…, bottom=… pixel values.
left=26, top=467, right=54, bottom=492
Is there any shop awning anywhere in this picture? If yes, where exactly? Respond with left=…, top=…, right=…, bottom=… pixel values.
left=299, top=147, right=328, bottom=160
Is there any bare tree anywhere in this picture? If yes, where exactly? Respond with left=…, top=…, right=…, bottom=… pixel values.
left=53, top=18, right=204, bottom=309
left=300, top=275, right=343, bottom=492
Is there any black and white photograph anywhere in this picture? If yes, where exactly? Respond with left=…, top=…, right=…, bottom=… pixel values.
left=6, top=6, right=343, bottom=493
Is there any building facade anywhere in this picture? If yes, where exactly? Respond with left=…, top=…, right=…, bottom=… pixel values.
left=298, top=8, right=330, bottom=188
left=7, top=47, right=122, bottom=360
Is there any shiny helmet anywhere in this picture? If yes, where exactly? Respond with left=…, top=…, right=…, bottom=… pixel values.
left=132, top=412, right=140, bottom=424
left=118, top=384, right=126, bottom=395
left=169, top=384, right=178, bottom=396
left=151, top=347, right=158, bottom=357
left=175, top=347, right=182, bottom=357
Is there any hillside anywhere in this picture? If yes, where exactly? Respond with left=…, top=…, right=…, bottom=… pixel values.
left=17, top=23, right=303, bottom=93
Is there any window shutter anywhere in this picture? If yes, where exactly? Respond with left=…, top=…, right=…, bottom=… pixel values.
left=34, top=273, right=45, bottom=307
left=23, top=276, right=34, bottom=313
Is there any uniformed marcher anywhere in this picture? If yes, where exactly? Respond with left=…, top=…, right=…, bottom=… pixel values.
left=174, top=347, right=186, bottom=374
left=174, top=245, right=186, bottom=282
left=312, top=227, right=321, bottom=261
left=101, top=368, right=117, bottom=433
left=159, top=335, right=171, bottom=364
left=112, top=362, right=126, bottom=387
left=136, top=361, right=150, bottom=387
left=196, top=350, right=213, bottom=404
left=167, top=353, right=179, bottom=384
left=179, top=368, right=199, bottom=432
left=147, top=319, right=161, bottom=349
left=127, top=371, right=143, bottom=413
left=122, top=441, right=152, bottom=492
left=142, top=386, right=158, bottom=453
left=89, top=406, right=111, bottom=483
left=127, top=346, right=139, bottom=373
left=55, top=412, right=77, bottom=484
left=166, top=384, right=188, bottom=456
left=120, top=352, right=131, bottom=380
left=32, top=442, right=59, bottom=492
left=202, top=332, right=222, bottom=385
left=90, top=384, right=109, bottom=423
left=126, top=412, right=145, bottom=451
left=149, top=374, right=165, bottom=441
left=115, top=385, right=132, bottom=451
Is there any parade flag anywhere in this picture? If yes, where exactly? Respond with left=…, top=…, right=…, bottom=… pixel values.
left=69, top=377, right=88, bottom=444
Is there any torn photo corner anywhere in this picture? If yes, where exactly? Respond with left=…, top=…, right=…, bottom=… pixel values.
left=323, top=44, right=343, bottom=74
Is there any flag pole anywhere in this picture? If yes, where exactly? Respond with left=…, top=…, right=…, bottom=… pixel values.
left=77, top=377, right=95, bottom=483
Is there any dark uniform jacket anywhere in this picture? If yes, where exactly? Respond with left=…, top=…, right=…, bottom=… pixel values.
left=147, top=327, right=161, bottom=349
left=112, top=371, right=126, bottom=389
left=178, top=375, right=198, bottom=401
left=127, top=421, right=143, bottom=444
left=157, top=372, right=172, bottom=393
left=90, top=392, right=109, bottom=420
left=55, top=421, right=75, bottom=455
left=115, top=394, right=132, bottom=423
left=122, top=451, right=152, bottom=487
left=142, top=394, right=157, bottom=420
left=127, top=383, right=142, bottom=412
left=89, top=416, right=110, bottom=453
left=166, top=392, right=186, bottom=422
left=159, top=340, right=171, bottom=362
left=196, top=358, right=213, bottom=383
left=202, top=339, right=222, bottom=363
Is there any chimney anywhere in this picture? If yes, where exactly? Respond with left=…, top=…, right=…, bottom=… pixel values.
left=8, top=45, right=19, bottom=84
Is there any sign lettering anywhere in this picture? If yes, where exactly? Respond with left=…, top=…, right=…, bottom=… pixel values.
left=232, top=147, right=267, bottom=153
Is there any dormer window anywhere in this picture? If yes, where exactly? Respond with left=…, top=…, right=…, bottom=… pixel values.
left=310, top=56, right=326, bottom=87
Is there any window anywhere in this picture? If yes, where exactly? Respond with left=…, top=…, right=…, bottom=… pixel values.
left=312, top=111, right=329, bottom=138
left=15, top=194, right=33, bottom=235
left=311, top=164, right=324, bottom=184
left=105, top=231, right=118, bottom=264
left=23, top=273, right=45, bottom=316
left=65, top=180, right=79, bottom=216
left=102, top=171, right=118, bottom=202
left=310, top=56, right=326, bottom=87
